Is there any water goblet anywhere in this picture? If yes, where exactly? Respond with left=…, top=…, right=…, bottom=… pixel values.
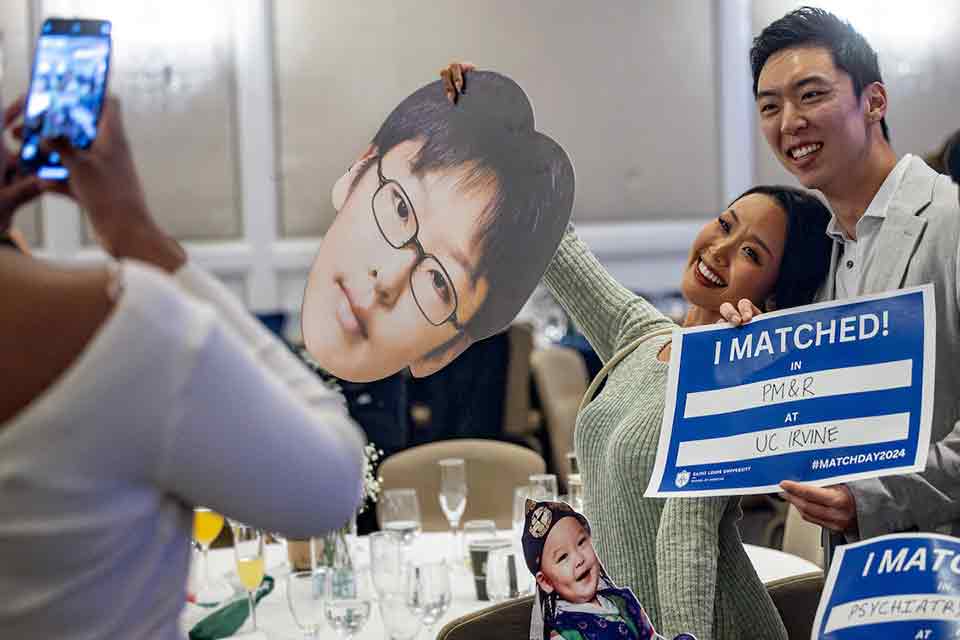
left=287, top=570, right=326, bottom=639
left=405, top=560, right=452, bottom=637
left=528, top=473, right=558, bottom=501
left=324, top=570, right=373, bottom=639
left=379, top=592, right=421, bottom=640
left=381, top=488, right=423, bottom=545
left=462, top=519, right=497, bottom=570
left=369, top=531, right=406, bottom=597
left=486, top=546, right=533, bottom=601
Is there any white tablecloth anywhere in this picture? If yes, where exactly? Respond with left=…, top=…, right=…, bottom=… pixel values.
left=181, top=533, right=819, bottom=639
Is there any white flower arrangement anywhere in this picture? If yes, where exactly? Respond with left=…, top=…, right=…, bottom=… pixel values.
left=359, top=442, right=384, bottom=514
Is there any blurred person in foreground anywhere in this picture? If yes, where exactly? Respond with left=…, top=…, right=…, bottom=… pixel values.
left=0, top=94, right=365, bottom=639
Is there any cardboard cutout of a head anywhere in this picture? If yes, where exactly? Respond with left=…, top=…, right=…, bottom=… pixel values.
left=522, top=498, right=598, bottom=603
left=302, top=71, right=574, bottom=382
left=520, top=499, right=698, bottom=640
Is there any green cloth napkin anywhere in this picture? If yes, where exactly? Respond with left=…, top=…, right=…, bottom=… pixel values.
left=189, top=576, right=274, bottom=640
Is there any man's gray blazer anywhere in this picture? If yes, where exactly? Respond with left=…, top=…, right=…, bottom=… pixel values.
left=818, top=156, right=960, bottom=539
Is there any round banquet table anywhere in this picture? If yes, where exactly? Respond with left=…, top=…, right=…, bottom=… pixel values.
left=180, top=532, right=820, bottom=639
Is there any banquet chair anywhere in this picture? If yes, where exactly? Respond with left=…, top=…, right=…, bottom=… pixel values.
left=436, top=595, right=533, bottom=640
left=530, top=345, right=588, bottom=489
left=765, top=571, right=825, bottom=640
left=502, top=323, right=543, bottom=453
left=782, top=503, right=825, bottom=568
left=378, top=439, right=546, bottom=531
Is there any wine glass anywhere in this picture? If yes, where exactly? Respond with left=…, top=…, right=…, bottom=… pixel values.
left=405, top=560, right=452, bottom=638
left=438, top=458, right=467, bottom=561
left=529, top=473, right=559, bottom=501
left=380, top=488, right=422, bottom=545
left=379, top=592, right=421, bottom=640
left=231, top=522, right=265, bottom=634
left=324, top=570, right=373, bottom=639
left=287, top=570, right=326, bottom=639
left=192, top=506, right=232, bottom=606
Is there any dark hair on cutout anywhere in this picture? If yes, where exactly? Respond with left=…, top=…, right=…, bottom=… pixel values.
left=366, top=71, right=575, bottom=343
left=731, top=185, right=833, bottom=311
left=750, top=6, right=890, bottom=142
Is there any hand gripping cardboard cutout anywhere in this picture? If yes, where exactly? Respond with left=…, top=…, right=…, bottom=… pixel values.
left=302, top=71, right=574, bottom=382
left=521, top=499, right=697, bottom=640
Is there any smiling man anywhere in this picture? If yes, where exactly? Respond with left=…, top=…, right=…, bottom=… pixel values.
left=750, top=7, right=960, bottom=559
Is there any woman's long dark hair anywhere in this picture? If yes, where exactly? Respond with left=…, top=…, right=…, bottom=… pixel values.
left=731, top=185, right=834, bottom=311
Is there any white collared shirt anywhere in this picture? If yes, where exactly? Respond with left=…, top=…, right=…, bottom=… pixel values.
left=555, top=593, right=621, bottom=616
left=827, top=154, right=913, bottom=299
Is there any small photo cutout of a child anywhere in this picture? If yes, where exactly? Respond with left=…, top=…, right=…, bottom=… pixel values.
left=521, top=499, right=696, bottom=640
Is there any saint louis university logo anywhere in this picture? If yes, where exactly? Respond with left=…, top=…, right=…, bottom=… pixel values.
left=675, top=469, right=691, bottom=488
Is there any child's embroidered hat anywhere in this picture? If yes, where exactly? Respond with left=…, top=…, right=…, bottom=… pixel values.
left=521, top=498, right=591, bottom=575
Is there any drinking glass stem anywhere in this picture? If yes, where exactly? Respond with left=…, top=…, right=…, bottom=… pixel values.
left=451, top=524, right=461, bottom=561
left=201, top=545, right=211, bottom=589
left=247, top=591, right=257, bottom=631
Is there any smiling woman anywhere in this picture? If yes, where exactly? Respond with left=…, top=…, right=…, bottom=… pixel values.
left=538, top=187, right=831, bottom=640
left=302, top=71, right=574, bottom=383
left=681, top=192, right=787, bottom=316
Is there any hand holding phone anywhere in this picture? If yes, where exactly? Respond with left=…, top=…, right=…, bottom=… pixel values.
left=43, top=95, right=186, bottom=272
left=18, top=18, right=112, bottom=181
left=1, top=97, right=46, bottom=234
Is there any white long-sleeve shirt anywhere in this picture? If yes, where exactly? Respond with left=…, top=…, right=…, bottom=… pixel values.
left=0, top=259, right=365, bottom=639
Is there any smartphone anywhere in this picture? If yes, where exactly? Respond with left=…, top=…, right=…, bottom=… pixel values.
left=18, top=18, right=112, bottom=180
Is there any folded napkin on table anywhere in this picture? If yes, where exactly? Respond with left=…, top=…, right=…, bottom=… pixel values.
left=189, top=576, right=274, bottom=640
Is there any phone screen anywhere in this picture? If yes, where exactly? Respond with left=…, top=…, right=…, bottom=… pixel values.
left=19, top=19, right=112, bottom=180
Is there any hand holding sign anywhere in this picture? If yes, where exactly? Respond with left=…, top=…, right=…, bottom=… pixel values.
left=718, top=298, right=763, bottom=326
left=781, top=480, right=858, bottom=534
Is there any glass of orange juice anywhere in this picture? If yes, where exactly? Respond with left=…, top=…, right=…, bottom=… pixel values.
left=232, top=522, right=266, bottom=633
left=193, top=507, right=232, bottom=606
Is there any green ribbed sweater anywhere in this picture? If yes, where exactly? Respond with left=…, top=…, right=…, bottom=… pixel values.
left=543, top=230, right=787, bottom=640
